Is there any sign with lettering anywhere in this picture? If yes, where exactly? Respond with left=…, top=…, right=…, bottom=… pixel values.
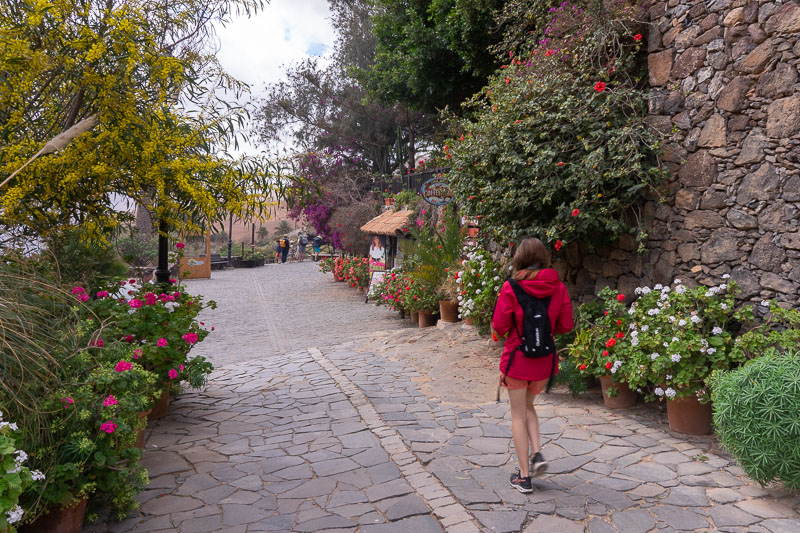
left=420, top=177, right=454, bottom=206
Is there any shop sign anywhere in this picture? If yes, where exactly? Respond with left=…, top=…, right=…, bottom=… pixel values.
left=420, top=177, right=454, bottom=206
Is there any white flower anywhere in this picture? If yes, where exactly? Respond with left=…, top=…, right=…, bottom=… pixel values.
left=457, top=295, right=463, bottom=301
left=720, top=303, right=728, bottom=310
left=494, top=276, right=499, bottom=281
left=164, top=302, right=179, bottom=313
left=14, top=450, right=27, bottom=464
left=663, top=342, right=669, bottom=347
left=675, top=285, right=686, bottom=294
left=482, top=281, right=486, bottom=286
left=635, top=287, right=642, bottom=295
left=31, top=470, right=45, bottom=481
left=651, top=353, right=660, bottom=360
left=690, top=315, right=701, bottom=324
left=678, top=319, right=687, bottom=327
left=630, top=330, right=638, bottom=337
left=641, top=325, right=649, bottom=331
left=654, top=387, right=665, bottom=397
left=760, top=300, right=770, bottom=307
left=671, top=354, right=682, bottom=363
left=455, top=277, right=462, bottom=284
left=0, top=422, right=18, bottom=431
left=628, top=307, right=635, bottom=315
left=6, top=505, right=23, bottom=524
left=654, top=283, right=663, bottom=290
left=476, top=289, right=482, bottom=294
left=647, top=308, right=660, bottom=316
left=674, top=279, right=682, bottom=285
left=711, top=326, right=723, bottom=335
left=641, top=287, right=651, bottom=294
left=707, top=347, right=717, bottom=354
left=665, top=374, right=672, bottom=380
left=668, top=316, right=676, bottom=323
left=665, top=387, right=677, bottom=399
left=457, top=313, right=462, bottom=319
left=722, top=274, right=730, bottom=279
left=662, top=286, right=671, bottom=293
left=671, top=337, right=679, bottom=342
left=631, top=338, right=639, bottom=347
left=660, top=293, right=669, bottom=301
left=719, top=284, right=727, bottom=291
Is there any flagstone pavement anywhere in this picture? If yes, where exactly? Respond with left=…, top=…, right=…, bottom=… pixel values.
left=86, top=263, right=800, bottom=533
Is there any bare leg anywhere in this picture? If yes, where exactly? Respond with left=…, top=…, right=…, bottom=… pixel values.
left=526, top=388, right=542, bottom=456
left=508, top=388, right=530, bottom=477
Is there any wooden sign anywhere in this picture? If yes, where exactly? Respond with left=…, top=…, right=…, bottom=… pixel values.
left=420, top=177, right=453, bottom=205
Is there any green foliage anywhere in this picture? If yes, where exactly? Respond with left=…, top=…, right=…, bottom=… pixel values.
left=444, top=0, right=667, bottom=249
left=48, top=228, right=128, bottom=287
left=276, top=221, right=292, bottom=236
left=402, top=205, right=464, bottom=290
left=358, top=0, right=503, bottom=112
left=114, top=229, right=159, bottom=269
left=0, top=421, right=41, bottom=532
left=729, top=301, right=800, bottom=361
left=710, top=351, right=800, bottom=492
left=392, top=189, right=423, bottom=211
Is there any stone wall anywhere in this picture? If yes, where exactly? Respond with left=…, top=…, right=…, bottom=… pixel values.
left=557, top=0, right=800, bottom=306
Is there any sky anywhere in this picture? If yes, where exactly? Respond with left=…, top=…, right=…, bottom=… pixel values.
left=214, top=0, right=336, bottom=156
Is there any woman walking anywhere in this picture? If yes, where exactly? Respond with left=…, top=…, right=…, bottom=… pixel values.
left=492, top=237, right=573, bottom=493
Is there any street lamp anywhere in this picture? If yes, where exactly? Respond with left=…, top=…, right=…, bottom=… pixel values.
left=155, top=219, right=170, bottom=284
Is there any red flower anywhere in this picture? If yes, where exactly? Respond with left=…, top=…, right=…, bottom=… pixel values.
left=605, top=361, right=613, bottom=370
left=505, top=77, right=510, bottom=84
left=556, top=161, right=565, bottom=166
left=617, top=294, right=625, bottom=301
left=604, top=311, right=609, bottom=316
left=606, top=338, right=617, bottom=348
left=616, top=332, right=625, bottom=339
left=594, top=81, right=606, bottom=92
left=633, top=34, right=642, bottom=41
left=602, top=350, right=609, bottom=356
left=460, top=134, right=464, bottom=141
left=554, top=240, right=563, bottom=251
left=616, top=320, right=622, bottom=325
left=545, top=49, right=553, bottom=56
left=175, top=242, right=185, bottom=249
left=469, top=195, right=476, bottom=200
left=579, top=364, right=587, bottom=370
left=571, top=208, right=580, bottom=217
left=509, top=242, right=515, bottom=247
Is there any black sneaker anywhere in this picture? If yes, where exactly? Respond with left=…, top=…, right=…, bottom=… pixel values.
left=509, top=470, right=533, bottom=493
left=530, top=452, right=548, bottom=478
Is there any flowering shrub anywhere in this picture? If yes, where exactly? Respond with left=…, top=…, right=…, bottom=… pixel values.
left=443, top=0, right=666, bottom=249
left=79, top=279, right=214, bottom=389
left=370, top=270, right=414, bottom=312
left=616, top=279, right=750, bottom=402
left=570, top=288, right=629, bottom=380
left=346, top=257, right=370, bottom=290
left=318, top=257, right=336, bottom=274
left=456, top=246, right=504, bottom=330
left=1, top=417, right=44, bottom=532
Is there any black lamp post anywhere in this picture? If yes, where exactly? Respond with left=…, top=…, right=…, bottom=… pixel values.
left=226, top=212, right=233, bottom=266
left=155, top=219, right=170, bottom=284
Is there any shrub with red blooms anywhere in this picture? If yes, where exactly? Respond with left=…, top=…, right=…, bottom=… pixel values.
left=443, top=0, right=667, bottom=252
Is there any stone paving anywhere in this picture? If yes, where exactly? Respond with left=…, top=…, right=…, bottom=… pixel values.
left=86, top=263, right=800, bottom=532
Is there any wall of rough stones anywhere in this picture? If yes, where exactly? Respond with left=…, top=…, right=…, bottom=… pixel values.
left=555, top=0, right=800, bottom=306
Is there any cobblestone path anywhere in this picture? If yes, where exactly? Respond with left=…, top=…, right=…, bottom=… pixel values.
left=95, top=263, right=800, bottom=532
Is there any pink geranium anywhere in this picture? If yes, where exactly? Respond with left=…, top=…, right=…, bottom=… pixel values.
left=173, top=292, right=181, bottom=299
left=132, top=349, right=143, bottom=359
left=62, top=397, right=74, bottom=408
left=182, top=332, right=198, bottom=345
left=157, top=338, right=168, bottom=347
left=71, top=286, right=85, bottom=295
left=100, top=421, right=117, bottom=434
left=179, top=364, right=184, bottom=371
left=169, top=278, right=177, bottom=284
left=115, top=360, right=132, bottom=372
left=97, top=290, right=109, bottom=298
left=89, top=339, right=104, bottom=348
left=77, top=294, right=90, bottom=302
left=175, top=242, right=185, bottom=249
left=129, top=299, right=143, bottom=309
left=168, top=368, right=178, bottom=379
left=103, top=395, right=118, bottom=407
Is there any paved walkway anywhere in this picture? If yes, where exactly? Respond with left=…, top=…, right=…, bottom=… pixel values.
left=90, top=263, right=800, bottom=532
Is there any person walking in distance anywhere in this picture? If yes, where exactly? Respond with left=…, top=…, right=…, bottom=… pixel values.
left=297, top=234, right=308, bottom=262
left=312, top=235, right=323, bottom=261
left=275, top=239, right=282, bottom=264
left=279, top=236, right=289, bottom=263
left=492, top=237, right=573, bottom=493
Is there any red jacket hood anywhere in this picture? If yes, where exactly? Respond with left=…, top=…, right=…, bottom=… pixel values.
left=514, top=269, right=563, bottom=298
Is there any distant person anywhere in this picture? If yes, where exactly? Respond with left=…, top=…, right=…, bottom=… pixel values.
left=312, top=235, right=323, bottom=261
left=279, top=236, right=289, bottom=263
left=297, top=234, right=308, bottom=262
left=288, top=240, right=296, bottom=262
left=275, top=240, right=282, bottom=263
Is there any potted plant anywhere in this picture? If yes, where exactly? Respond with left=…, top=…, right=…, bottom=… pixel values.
left=1, top=418, right=45, bottom=533
left=438, top=268, right=462, bottom=323
left=570, top=289, right=638, bottom=409
left=241, top=249, right=265, bottom=267
left=618, top=279, right=749, bottom=434
left=456, top=246, right=504, bottom=331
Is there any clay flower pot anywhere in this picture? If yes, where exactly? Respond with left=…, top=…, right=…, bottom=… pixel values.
left=439, top=300, right=459, bottom=323
left=20, top=498, right=87, bottom=533
left=135, top=409, right=152, bottom=449
left=667, top=395, right=713, bottom=435
left=410, top=311, right=419, bottom=324
left=599, top=375, right=638, bottom=409
left=418, top=310, right=438, bottom=328
left=463, top=316, right=475, bottom=326
left=149, top=389, right=170, bottom=420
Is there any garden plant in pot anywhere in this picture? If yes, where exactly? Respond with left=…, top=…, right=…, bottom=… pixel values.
left=456, top=246, right=503, bottom=332
left=570, top=288, right=638, bottom=409
left=618, top=279, right=749, bottom=435
left=437, top=267, right=462, bottom=323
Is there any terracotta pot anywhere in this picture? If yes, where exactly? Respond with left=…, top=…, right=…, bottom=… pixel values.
left=667, top=395, right=713, bottom=435
left=464, top=316, right=475, bottom=326
left=410, top=311, right=419, bottom=324
left=467, top=226, right=479, bottom=237
left=439, top=300, right=459, bottom=322
left=149, top=389, right=170, bottom=420
left=384, top=197, right=395, bottom=206
left=135, top=409, right=152, bottom=450
left=20, top=498, right=87, bottom=533
left=418, top=310, right=438, bottom=328
left=599, top=375, right=638, bottom=409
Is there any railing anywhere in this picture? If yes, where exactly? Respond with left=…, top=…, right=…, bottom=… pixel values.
left=369, top=167, right=451, bottom=196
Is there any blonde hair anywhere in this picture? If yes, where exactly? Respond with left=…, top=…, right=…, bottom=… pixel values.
left=511, top=237, right=550, bottom=281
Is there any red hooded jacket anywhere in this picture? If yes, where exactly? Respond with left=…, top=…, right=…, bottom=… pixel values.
left=492, top=269, right=574, bottom=381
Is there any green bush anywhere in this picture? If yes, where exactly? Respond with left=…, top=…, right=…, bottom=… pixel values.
left=710, top=351, right=800, bottom=492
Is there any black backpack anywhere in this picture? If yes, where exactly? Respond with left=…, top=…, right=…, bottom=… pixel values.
left=299, top=236, right=308, bottom=246
left=502, top=278, right=558, bottom=391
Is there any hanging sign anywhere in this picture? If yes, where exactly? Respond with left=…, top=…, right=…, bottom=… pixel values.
left=420, top=177, right=454, bottom=206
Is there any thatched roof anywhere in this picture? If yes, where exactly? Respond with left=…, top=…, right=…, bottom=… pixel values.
left=360, top=210, right=414, bottom=236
